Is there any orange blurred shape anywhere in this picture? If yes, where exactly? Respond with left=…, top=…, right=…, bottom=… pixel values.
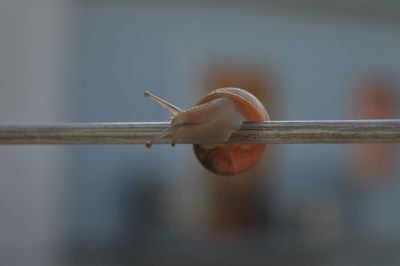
left=351, top=75, right=397, bottom=181
left=203, top=61, right=276, bottom=234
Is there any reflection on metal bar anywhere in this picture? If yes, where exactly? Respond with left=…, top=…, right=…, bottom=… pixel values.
left=0, top=120, right=400, bottom=145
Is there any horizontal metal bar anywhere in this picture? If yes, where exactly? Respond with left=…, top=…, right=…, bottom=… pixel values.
left=0, top=120, right=400, bottom=145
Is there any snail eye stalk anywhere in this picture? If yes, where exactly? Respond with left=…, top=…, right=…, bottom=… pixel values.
left=144, top=91, right=182, bottom=115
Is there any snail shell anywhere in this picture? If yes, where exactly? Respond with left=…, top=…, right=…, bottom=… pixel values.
left=193, top=88, right=269, bottom=175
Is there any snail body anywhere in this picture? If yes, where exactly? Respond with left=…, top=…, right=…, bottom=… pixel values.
left=145, top=88, right=270, bottom=175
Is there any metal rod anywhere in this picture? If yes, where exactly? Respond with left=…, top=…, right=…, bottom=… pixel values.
left=0, top=120, right=399, bottom=145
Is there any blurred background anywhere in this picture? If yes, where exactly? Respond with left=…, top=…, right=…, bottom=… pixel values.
left=1, top=0, right=400, bottom=265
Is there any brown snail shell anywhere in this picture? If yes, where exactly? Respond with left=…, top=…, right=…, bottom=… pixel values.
left=193, top=88, right=269, bottom=175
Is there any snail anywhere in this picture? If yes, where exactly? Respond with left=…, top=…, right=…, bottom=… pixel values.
left=144, top=88, right=270, bottom=175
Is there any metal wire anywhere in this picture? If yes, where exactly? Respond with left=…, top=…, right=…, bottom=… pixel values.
left=0, top=120, right=399, bottom=145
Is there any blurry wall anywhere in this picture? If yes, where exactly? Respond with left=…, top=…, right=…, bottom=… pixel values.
left=73, top=1, right=400, bottom=243
left=0, top=0, right=76, bottom=265
left=1, top=0, right=400, bottom=265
